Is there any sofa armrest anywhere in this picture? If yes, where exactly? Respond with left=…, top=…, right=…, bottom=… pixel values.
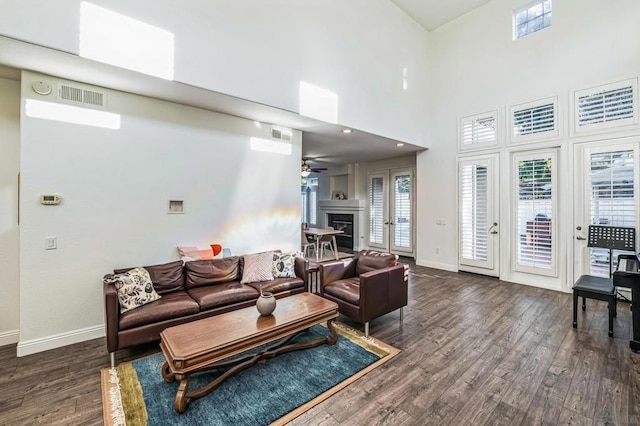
left=294, top=256, right=309, bottom=289
left=103, top=278, right=120, bottom=353
left=359, top=264, right=407, bottom=322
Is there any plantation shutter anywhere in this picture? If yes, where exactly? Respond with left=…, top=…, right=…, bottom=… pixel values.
left=460, top=164, right=488, bottom=261
left=574, top=79, right=638, bottom=133
left=309, top=189, right=317, bottom=225
left=301, top=191, right=308, bottom=223
left=369, top=176, right=384, bottom=244
left=589, top=149, right=636, bottom=276
left=393, top=173, right=411, bottom=249
left=460, top=111, right=497, bottom=150
left=515, top=153, right=555, bottom=273
left=513, top=103, right=555, bottom=137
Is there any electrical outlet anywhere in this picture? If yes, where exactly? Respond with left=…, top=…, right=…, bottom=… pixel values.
left=45, top=237, right=57, bottom=250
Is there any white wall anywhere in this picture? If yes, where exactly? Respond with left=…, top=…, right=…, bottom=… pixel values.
left=417, top=0, right=640, bottom=287
left=18, top=70, right=302, bottom=354
left=0, top=77, right=20, bottom=345
left=0, top=0, right=430, bottom=147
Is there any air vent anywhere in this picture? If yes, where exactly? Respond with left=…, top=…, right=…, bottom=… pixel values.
left=270, top=126, right=292, bottom=141
left=57, top=82, right=107, bottom=109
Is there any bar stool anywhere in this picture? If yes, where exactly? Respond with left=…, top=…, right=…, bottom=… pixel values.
left=572, top=275, right=616, bottom=337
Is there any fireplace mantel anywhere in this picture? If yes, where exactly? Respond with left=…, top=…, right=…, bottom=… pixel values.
left=318, top=199, right=365, bottom=211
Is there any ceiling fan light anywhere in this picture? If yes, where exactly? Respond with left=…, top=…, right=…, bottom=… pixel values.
left=301, top=161, right=312, bottom=177
left=301, top=170, right=311, bottom=177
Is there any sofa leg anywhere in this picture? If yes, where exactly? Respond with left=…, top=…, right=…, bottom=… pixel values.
left=400, top=307, right=404, bottom=322
left=110, top=352, right=116, bottom=368
left=364, top=322, right=369, bottom=337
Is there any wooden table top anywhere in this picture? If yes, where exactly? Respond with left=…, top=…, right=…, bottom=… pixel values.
left=160, top=292, right=338, bottom=372
left=304, top=227, right=345, bottom=236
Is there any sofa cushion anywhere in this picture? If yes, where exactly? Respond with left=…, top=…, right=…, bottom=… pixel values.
left=104, top=267, right=161, bottom=313
left=118, top=291, right=200, bottom=330
left=245, top=277, right=305, bottom=295
left=185, top=256, right=240, bottom=289
left=241, top=251, right=274, bottom=283
left=115, top=260, right=185, bottom=294
left=188, top=282, right=259, bottom=310
left=355, top=250, right=398, bottom=276
left=324, top=277, right=360, bottom=305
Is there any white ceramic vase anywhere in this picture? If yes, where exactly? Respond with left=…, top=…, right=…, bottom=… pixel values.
left=256, top=292, right=276, bottom=316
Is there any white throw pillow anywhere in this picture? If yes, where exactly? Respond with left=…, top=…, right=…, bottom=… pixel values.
left=104, top=267, right=161, bottom=313
left=272, top=251, right=299, bottom=278
left=241, top=251, right=275, bottom=283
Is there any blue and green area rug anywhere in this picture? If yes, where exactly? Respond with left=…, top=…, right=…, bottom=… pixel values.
left=101, top=323, right=399, bottom=426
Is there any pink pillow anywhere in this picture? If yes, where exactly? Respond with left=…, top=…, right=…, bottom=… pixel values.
left=177, top=246, right=214, bottom=261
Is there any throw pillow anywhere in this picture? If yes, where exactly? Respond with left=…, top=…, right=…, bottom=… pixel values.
left=272, top=251, right=298, bottom=278
left=241, top=251, right=274, bottom=284
left=177, top=245, right=223, bottom=262
left=103, top=267, right=161, bottom=313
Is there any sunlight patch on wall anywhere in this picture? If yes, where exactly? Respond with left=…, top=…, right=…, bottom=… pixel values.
left=79, top=2, right=175, bottom=80
left=25, top=99, right=121, bottom=129
left=299, top=82, right=338, bottom=124
left=250, top=137, right=292, bottom=155
left=220, top=210, right=301, bottom=255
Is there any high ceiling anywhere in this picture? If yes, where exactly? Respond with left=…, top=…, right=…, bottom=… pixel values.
left=0, top=0, right=497, bottom=167
left=391, top=0, right=493, bottom=31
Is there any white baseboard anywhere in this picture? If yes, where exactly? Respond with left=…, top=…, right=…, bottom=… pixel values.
left=17, top=324, right=105, bottom=357
left=415, top=259, right=458, bottom=272
left=0, top=329, right=19, bottom=347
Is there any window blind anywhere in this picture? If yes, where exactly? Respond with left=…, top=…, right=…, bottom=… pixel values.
left=513, top=102, right=555, bottom=137
left=460, top=165, right=488, bottom=261
left=301, top=191, right=307, bottom=223
left=589, top=149, right=635, bottom=276
left=516, top=156, right=553, bottom=270
left=393, top=174, right=412, bottom=249
left=309, top=190, right=317, bottom=224
left=369, top=177, right=384, bottom=244
left=579, top=86, right=634, bottom=126
left=460, top=111, right=497, bottom=149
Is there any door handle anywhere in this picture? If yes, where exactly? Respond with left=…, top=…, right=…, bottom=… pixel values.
left=384, top=221, right=389, bottom=225
left=488, top=222, right=498, bottom=235
left=576, top=236, right=586, bottom=240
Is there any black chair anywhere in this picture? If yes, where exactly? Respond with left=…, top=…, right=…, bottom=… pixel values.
left=572, top=275, right=616, bottom=337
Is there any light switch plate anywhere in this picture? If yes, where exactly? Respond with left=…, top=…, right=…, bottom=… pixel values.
left=45, top=237, right=57, bottom=250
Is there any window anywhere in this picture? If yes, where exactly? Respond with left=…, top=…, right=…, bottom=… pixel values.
left=460, top=164, right=488, bottom=262
left=301, top=177, right=318, bottom=225
left=513, top=0, right=552, bottom=40
left=369, top=176, right=385, bottom=245
left=573, top=78, right=639, bottom=135
left=589, top=150, right=636, bottom=276
left=459, top=110, right=498, bottom=151
left=510, top=97, right=558, bottom=144
left=514, top=151, right=556, bottom=275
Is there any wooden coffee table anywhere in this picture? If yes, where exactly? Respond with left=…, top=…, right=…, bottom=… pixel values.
left=160, top=292, right=339, bottom=413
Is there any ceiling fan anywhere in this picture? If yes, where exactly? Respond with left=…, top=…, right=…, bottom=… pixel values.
left=301, top=159, right=327, bottom=177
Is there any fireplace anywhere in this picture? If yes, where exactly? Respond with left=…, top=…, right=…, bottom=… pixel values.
left=328, top=213, right=353, bottom=252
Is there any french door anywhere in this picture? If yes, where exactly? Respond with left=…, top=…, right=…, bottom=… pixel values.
left=458, top=154, right=500, bottom=277
left=573, top=141, right=639, bottom=284
left=368, top=168, right=415, bottom=256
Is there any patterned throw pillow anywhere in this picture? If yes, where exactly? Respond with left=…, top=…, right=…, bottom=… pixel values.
left=272, top=252, right=298, bottom=278
left=241, top=251, right=275, bottom=284
left=103, top=267, right=161, bottom=313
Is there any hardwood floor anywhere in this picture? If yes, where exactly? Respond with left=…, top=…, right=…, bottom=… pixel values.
left=2, top=261, right=639, bottom=425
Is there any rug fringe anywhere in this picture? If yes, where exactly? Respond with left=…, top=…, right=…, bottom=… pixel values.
left=107, top=367, right=127, bottom=426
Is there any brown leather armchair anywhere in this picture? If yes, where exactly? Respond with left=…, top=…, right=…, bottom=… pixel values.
left=319, top=250, right=408, bottom=336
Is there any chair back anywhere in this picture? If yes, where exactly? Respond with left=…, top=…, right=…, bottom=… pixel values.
left=355, top=250, right=398, bottom=276
left=318, top=226, right=334, bottom=243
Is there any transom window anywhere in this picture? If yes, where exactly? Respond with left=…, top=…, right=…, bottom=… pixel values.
left=513, top=0, right=552, bottom=40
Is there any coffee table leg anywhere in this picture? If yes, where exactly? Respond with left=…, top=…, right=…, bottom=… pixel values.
left=327, top=319, right=338, bottom=345
left=161, top=361, right=175, bottom=383
left=175, top=375, right=191, bottom=414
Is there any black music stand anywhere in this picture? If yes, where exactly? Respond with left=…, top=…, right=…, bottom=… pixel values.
left=588, top=225, right=636, bottom=278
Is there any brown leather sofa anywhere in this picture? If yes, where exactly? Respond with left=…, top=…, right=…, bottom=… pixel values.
left=319, top=250, right=408, bottom=336
left=104, top=255, right=308, bottom=366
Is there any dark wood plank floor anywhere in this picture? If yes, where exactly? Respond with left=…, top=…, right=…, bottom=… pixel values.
left=2, top=261, right=639, bottom=425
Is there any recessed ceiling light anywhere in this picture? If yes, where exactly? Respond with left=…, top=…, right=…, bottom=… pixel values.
left=396, top=143, right=404, bottom=147
left=341, top=129, right=352, bottom=134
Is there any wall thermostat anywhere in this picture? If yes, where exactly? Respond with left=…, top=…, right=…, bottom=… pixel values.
left=40, top=195, right=61, bottom=205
